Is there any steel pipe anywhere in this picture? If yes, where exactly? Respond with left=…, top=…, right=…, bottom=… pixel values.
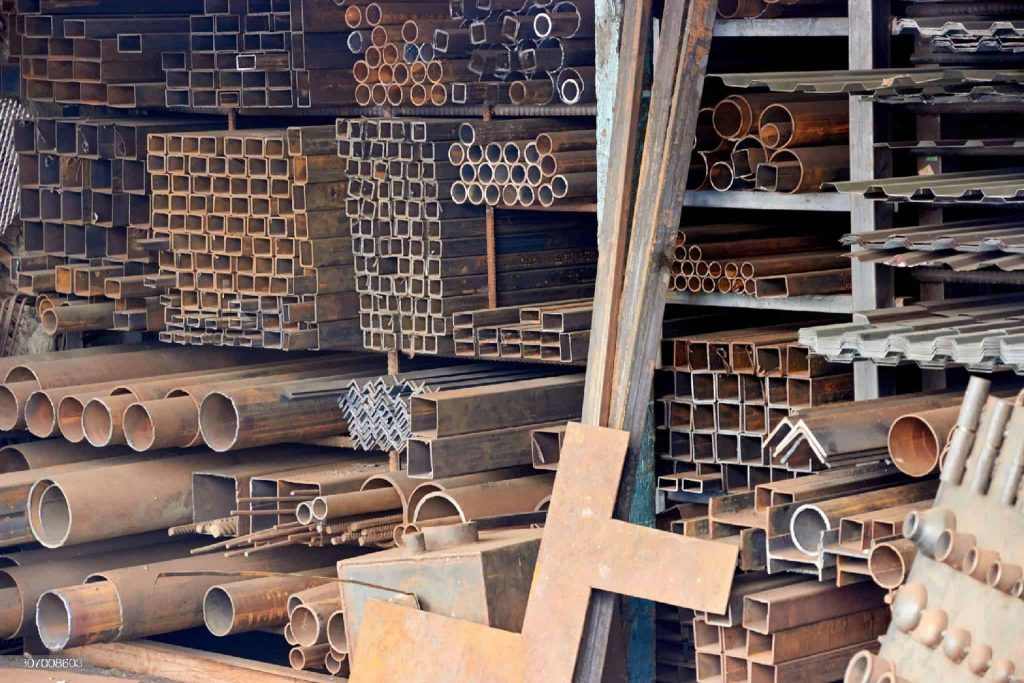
left=204, top=571, right=333, bottom=637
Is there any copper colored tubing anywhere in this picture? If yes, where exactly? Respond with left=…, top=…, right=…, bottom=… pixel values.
left=712, top=93, right=783, bottom=141
left=343, top=4, right=363, bottom=29
left=352, top=61, right=375, bottom=83
left=354, top=83, right=372, bottom=106
left=539, top=150, right=596, bottom=177
left=717, top=279, right=732, bottom=294
left=887, top=406, right=959, bottom=478
left=707, top=262, right=723, bottom=279
left=686, top=276, right=701, bottom=293
left=709, top=161, right=738, bottom=191
left=509, top=79, right=554, bottom=105
left=743, top=280, right=755, bottom=295
left=868, top=539, right=917, bottom=589
left=385, top=84, right=405, bottom=106
left=758, top=99, right=849, bottom=150
left=290, top=644, right=331, bottom=671
left=409, top=61, right=427, bottom=84
left=429, top=83, right=447, bottom=105
left=203, top=573, right=332, bottom=637
left=425, top=59, right=471, bottom=84
left=701, top=278, right=716, bottom=293
left=377, top=63, right=394, bottom=84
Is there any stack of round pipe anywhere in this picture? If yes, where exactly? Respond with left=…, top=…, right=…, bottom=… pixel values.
left=287, top=582, right=345, bottom=672
left=449, top=122, right=596, bottom=209
left=203, top=570, right=334, bottom=637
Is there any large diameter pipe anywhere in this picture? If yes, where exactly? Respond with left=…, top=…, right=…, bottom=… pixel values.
left=405, top=466, right=535, bottom=520
left=0, top=440, right=129, bottom=474
left=37, top=546, right=347, bottom=650
left=204, top=571, right=334, bottom=637
left=887, top=406, right=959, bottom=477
left=27, top=452, right=246, bottom=548
left=24, top=382, right=117, bottom=438
left=0, top=534, right=195, bottom=640
left=0, top=344, right=161, bottom=387
left=412, top=474, right=555, bottom=522
left=40, top=302, right=115, bottom=335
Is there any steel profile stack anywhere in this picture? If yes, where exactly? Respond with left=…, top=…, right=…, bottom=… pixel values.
left=336, top=117, right=597, bottom=354
left=670, top=222, right=849, bottom=299
left=448, top=121, right=596, bottom=208
left=346, top=0, right=595, bottom=108
left=150, top=125, right=360, bottom=350
left=13, top=116, right=223, bottom=335
left=688, top=94, right=849, bottom=195
left=164, top=0, right=298, bottom=109
left=452, top=298, right=592, bottom=362
left=15, top=1, right=203, bottom=107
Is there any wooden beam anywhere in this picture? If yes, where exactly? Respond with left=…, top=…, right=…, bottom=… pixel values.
left=66, top=641, right=337, bottom=683
left=577, top=1, right=719, bottom=680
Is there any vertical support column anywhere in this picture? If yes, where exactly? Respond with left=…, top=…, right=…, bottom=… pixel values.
left=595, top=0, right=624, bottom=221
left=849, top=0, right=894, bottom=399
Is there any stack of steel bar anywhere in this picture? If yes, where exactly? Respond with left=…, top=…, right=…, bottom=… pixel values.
left=164, top=0, right=297, bottom=109
left=688, top=94, right=849, bottom=194
left=289, top=0, right=358, bottom=107
left=841, top=215, right=1024, bottom=272
left=690, top=575, right=888, bottom=683
left=12, top=116, right=223, bottom=335
left=717, top=0, right=844, bottom=20
left=827, top=168, right=1024, bottom=203
left=654, top=324, right=855, bottom=485
left=452, top=298, right=591, bottom=362
left=796, top=294, right=1024, bottom=371
left=845, top=377, right=1024, bottom=682
left=15, top=1, right=203, bottom=107
left=151, top=125, right=360, bottom=350
left=347, top=0, right=595, bottom=108
left=449, top=122, right=596, bottom=208
left=670, top=223, right=850, bottom=298
left=655, top=603, right=697, bottom=683
left=338, top=363, right=565, bottom=452
left=336, top=117, right=597, bottom=354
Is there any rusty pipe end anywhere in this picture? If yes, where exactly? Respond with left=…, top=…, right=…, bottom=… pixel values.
left=40, top=308, right=59, bottom=336
left=844, top=651, right=894, bottom=683
left=310, top=498, right=329, bottom=522
left=27, top=479, right=71, bottom=548
left=869, top=541, right=916, bottom=590
left=295, top=501, right=316, bottom=526
left=122, top=402, right=158, bottom=452
left=327, top=609, right=347, bottom=654
left=24, top=391, right=58, bottom=438
left=789, top=504, right=829, bottom=556
left=36, top=581, right=121, bottom=651
left=290, top=604, right=326, bottom=648
left=888, top=415, right=941, bottom=477
left=198, top=392, right=240, bottom=452
left=82, top=398, right=116, bottom=448
left=56, top=395, right=88, bottom=443
left=203, top=586, right=237, bottom=637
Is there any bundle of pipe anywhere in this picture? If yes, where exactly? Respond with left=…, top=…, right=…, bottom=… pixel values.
left=346, top=0, right=595, bottom=107
left=35, top=545, right=354, bottom=651
left=336, top=117, right=597, bottom=354
left=286, top=583, right=347, bottom=674
left=687, top=94, right=849, bottom=194
left=717, top=0, right=846, bottom=21
left=669, top=223, right=849, bottom=299
left=690, top=576, right=887, bottom=683
left=405, top=373, right=584, bottom=478
left=452, top=298, right=592, bottom=362
left=448, top=123, right=596, bottom=208
left=203, top=569, right=334, bottom=637
left=14, top=2, right=204, bottom=108
left=338, top=363, right=565, bottom=452
left=763, top=391, right=970, bottom=473
left=162, top=0, right=300, bottom=109
left=13, top=117, right=224, bottom=334
left=150, top=125, right=360, bottom=350
left=655, top=325, right=857, bottom=484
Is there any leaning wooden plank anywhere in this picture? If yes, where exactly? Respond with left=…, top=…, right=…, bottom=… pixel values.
left=578, top=1, right=720, bottom=681
left=65, top=641, right=337, bottom=683
left=582, top=0, right=654, bottom=426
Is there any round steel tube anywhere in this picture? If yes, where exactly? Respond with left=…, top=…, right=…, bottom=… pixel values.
left=406, top=467, right=534, bottom=519
left=868, top=539, right=917, bottom=589
left=25, top=382, right=112, bottom=438
left=204, top=572, right=332, bottom=637
left=290, top=644, right=331, bottom=671
left=291, top=598, right=338, bottom=647
left=288, top=583, right=338, bottom=616
left=123, top=396, right=201, bottom=452
left=413, top=474, right=554, bottom=523
left=0, top=439, right=127, bottom=475
left=0, top=381, right=43, bottom=430
left=27, top=452, right=232, bottom=547
left=844, top=651, right=894, bottom=683
left=41, top=302, right=115, bottom=336
left=518, top=185, right=535, bottom=206
left=766, top=145, right=848, bottom=194
left=758, top=99, right=849, bottom=150
left=311, top=487, right=402, bottom=522
left=325, top=649, right=347, bottom=675
left=327, top=609, right=347, bottom=654
left=429, top=83, right=448, bottom=106
left=887, top=406, right=959, bottom=477
left=39, top=546, right=336, bottom=650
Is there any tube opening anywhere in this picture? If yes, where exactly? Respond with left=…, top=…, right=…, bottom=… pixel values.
left=82, top=399, right=114, bottom=447
left=123, top=403, right=156, bottom=452
left=36, top=591, right=72, bottom=650
left=203, top=587, right=235, bottom=637
left=199, top=393, right=240, bottom=452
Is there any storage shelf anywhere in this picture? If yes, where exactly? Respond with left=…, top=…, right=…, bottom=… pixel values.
left=667, top=290, right=854, bottom=314
left=684, top=190, right=851, bottom=211
left=714, top=17, right=849, bottom=38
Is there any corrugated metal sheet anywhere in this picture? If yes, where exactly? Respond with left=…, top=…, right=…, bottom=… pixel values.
left=825, top=168, right=1024, bottom=203
left=713, top=68, right=1024, bottom=94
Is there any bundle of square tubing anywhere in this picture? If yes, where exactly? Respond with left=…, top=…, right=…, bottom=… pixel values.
left=150, top=125, right=360, bottom=350
left=12, top=116, right=221, bottom=335
left=452, top=297, right=592, bottom=362
left=14, top=0, right=204, bottom=107
left=669, top=222, right=850, bottom=299
left=449, top=121, right=596, bottom=208
left=347, top=0, right=594, bottom=107
left=337, top=117, right=597, bottom=353
left=690, top=93, right=849, bottom=194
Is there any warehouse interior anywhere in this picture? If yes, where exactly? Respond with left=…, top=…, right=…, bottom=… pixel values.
left=0, top=0, right=1019, bottom=680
